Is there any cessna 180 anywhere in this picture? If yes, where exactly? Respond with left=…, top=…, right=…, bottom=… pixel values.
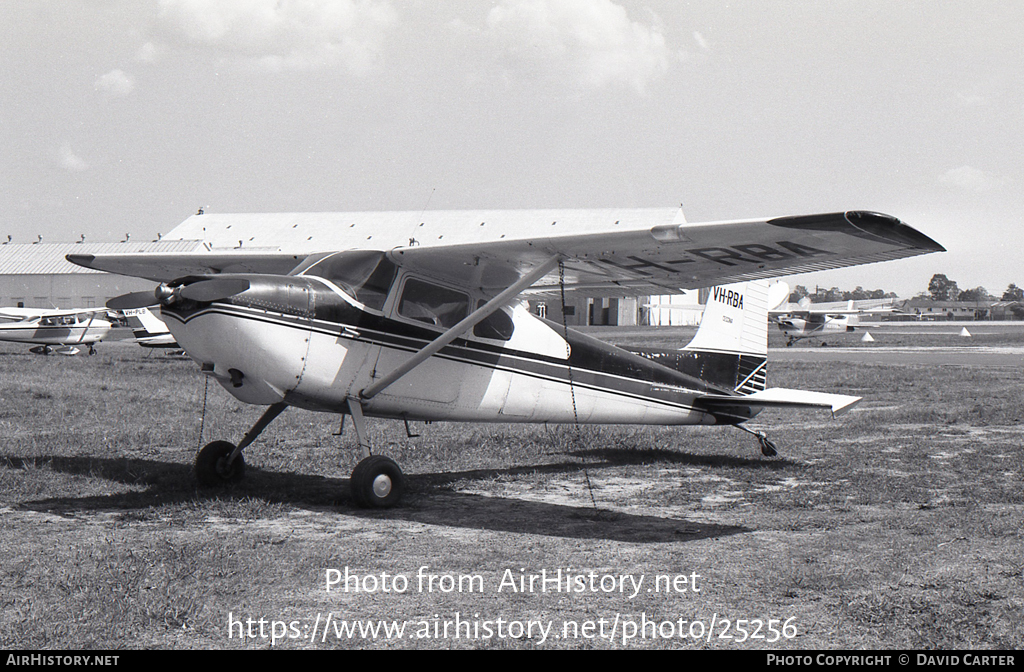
left=70, top=208, right=943, bottom=507
left=0, top=306, right=112, bottom=354
left=772, top=296, right=897, bottom=346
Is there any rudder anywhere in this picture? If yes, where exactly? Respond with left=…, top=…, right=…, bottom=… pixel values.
left=677, top=280, right=776, bottom=394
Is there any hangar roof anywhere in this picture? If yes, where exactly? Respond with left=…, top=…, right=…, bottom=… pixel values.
left=0, top=240, right=202, bottom=275
left=161, top=208, right=685, bottom=253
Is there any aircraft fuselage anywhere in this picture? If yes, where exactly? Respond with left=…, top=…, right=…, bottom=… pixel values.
left=0, top=317, right=111, bottom=346
left=160, top=273, right=753, bottom=427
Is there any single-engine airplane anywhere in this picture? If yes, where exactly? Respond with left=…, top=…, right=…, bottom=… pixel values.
left=0, top=306, right=112, bottom=355
left=121, top=307, right=180, bottom=349
left=70, top=208, right=943, bottom=507
left=772, top=296, right=897, bottom=346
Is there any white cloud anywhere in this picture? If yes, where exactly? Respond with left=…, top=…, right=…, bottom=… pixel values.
left=939, top=166, right=1008, bottom=192
left=154, top=0, right=398, bottom=74
left=94, top=69, right=135, bottom=96
left=483, top=0, right=677, bottom=93
left=59, top=145, right=88, bottom=172
left=136, top=41, right=160, bottom=63
left=956, top=92, right=987, bottom=107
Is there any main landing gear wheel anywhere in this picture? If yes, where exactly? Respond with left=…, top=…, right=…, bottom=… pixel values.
left=350, top=455, right=404, bottom=508
left=195, top=440, right=246, bottom=487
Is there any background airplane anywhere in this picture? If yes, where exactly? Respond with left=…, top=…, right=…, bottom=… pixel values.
left=120, top=307, right=180, bottom=349
left=771, top=296, right=898, bottom=346
left=75, top=208, right=944, bottom=508
left=0, top=306, right=112, bottom=354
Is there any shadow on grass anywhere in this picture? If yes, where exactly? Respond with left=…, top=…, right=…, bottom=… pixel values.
left=569, top=447, right=796, bottom=470
left=2, top=451, right=758, bottom=543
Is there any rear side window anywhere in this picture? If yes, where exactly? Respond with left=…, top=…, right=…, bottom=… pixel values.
left=398, top=278, right=469, bottom=329
left=472, top=300, right=514, bottom=341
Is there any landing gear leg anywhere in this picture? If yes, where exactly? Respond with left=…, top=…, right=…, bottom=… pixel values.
left=734, top=424, right=779, bottom=457
left=195, top=402, right=288, bottom=486
left=345, top=398, right=404, bottom=508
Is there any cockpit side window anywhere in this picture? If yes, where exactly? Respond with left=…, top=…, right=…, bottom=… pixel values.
left=398, top=278, right=469, bottom=329
left=296, top=251, right=397, bottom=311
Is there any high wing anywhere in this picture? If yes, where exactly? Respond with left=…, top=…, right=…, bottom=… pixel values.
left=771, top=310, right=829, bottom=324
left=67, top=209, right=943, bottom=294
left=771, top=297, right=898, bottom=319
left=0, top=306, right=111, bottom=321
left=63, top=252, right=307, bottom=284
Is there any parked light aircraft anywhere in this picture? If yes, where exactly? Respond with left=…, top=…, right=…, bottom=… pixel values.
left=121, top=307, right=179, bottom=349
left=772, top=296, right=897, bottom=346
left=70, top=208, right=943, bottom=507
left=0, top=306, right=112, bottom=354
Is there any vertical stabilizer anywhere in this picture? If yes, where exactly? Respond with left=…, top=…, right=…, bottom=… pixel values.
left=629, top=280, right=777, bottom=395
left=683, top=280, right=769, bottom=357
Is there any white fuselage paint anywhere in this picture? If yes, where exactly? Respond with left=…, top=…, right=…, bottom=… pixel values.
left=0, top=320, right=111, bottom=346
left=161, top=301, right=714, bottom=427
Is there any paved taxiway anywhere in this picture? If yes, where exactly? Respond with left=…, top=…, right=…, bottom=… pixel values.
left=768, top=345, right=1024, bottom=366
left=583, top=322, right=1024, bottom=367
left=772, top=321, right=1024, bottom=366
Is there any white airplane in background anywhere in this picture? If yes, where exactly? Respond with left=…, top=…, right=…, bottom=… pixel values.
left=0, top=306, right=112, bottom=355
left=771, top=295, right=897, bottom=346
left=121, top=307, right=179, bottom=349
left=71, top=208, right=943, bottom=508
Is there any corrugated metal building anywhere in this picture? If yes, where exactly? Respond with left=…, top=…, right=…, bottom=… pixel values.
left=0, top=240, right=201, bottom=309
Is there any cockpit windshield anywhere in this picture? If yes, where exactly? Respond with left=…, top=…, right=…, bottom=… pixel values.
left=294, top=251, right=397, bottom=311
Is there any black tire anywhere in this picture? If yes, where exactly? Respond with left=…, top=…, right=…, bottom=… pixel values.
left=759, top=437, right=779, bottom=457
left=350, top=455, right=404, bottom=508
left=196, top=440, right=245, bottom=487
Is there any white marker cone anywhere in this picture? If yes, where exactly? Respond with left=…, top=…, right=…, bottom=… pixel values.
left=861, top=332, right=874, bottom=342
left=960, top=327, right=972, bottom=337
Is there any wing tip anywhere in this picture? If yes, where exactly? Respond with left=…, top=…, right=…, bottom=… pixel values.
left=66, top=253, right=96, bottom=269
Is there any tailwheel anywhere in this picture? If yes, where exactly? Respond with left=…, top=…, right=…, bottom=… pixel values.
left=350, top=455, right=404, bottom=508
left=196, top=440, right=246, bottom=486
left=734, top=424, right=779, bottom=457
left=757, top=434, right=779, bottom=457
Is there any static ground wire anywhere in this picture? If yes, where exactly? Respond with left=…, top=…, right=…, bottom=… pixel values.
left=559, top=259, right=599, bottom=510
left=197, top=374, right=209, bottom=454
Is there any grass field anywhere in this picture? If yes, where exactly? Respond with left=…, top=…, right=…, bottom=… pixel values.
left=1, top=330, right=1022, bottom=650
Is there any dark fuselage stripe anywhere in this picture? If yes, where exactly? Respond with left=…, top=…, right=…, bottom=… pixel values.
left=163, top=305, right=707, bottom=414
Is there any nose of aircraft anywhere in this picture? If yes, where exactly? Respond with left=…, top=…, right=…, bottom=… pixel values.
left=158, top=275, right=317, bottom=405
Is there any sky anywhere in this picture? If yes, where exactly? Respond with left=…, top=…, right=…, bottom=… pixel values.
left=2, top=0, right=1021, bottom=299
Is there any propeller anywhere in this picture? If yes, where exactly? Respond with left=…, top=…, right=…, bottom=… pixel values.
left=106, top=291, right=159, bottom=310
left=106, top=277, right=251, bottom=310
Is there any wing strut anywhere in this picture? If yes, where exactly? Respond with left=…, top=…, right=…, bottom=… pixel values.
left=359, top=255, right=560, bottom=401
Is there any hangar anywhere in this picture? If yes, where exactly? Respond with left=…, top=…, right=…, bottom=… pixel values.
left=4, top=210, right=711, bottom=324
left=0, top=239, right=199, bottom=309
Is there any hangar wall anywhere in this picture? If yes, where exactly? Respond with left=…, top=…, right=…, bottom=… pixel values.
left=0, top=241, right=198, bottom=309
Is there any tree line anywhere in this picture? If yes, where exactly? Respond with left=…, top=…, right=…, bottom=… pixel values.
left=923, top=274, right=1023, bottom=303
left=788, top=285, right=898, bottom=303
left=789, top=276, right=1024, bottom=306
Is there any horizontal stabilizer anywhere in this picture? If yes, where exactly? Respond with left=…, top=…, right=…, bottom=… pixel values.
left=698, top=387, right=862, bottom=417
